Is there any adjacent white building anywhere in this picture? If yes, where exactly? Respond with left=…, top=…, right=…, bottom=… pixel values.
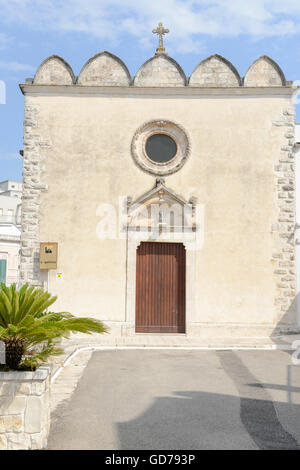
left=0, top=180, right=22, bottom=199
left=0, top=180, right=22, bottom=285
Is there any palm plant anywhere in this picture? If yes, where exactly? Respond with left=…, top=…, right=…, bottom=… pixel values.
left=0, top=283, right=108, bottom=370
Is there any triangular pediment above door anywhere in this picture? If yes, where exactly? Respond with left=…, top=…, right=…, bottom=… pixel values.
left=128, top=178, right=194, bottom=211
left=127, top=178, right=196, bottom=231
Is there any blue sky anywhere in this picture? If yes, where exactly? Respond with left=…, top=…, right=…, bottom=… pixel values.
left=1, top=0, right=300, bottom=181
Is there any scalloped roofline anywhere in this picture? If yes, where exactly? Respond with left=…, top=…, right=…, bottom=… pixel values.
left=243, top=55, right=286, bottom=86
left=189, top=54, right=242, bottom=86
left=133, top=54, right=187, bottom=86
left=25, top=53, right=291, bottom=89
left=33, top=54, right=76, bottom=84
left=77, top=50, right=131, bottom=85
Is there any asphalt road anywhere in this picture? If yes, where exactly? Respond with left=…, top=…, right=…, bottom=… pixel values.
left=47, top=349, right=300, bottom=450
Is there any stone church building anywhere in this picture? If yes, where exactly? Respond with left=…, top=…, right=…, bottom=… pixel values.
left=19, top=28, right=299, bottom=343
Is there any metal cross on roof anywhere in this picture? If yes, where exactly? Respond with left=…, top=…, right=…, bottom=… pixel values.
left=152, top=22, right=169, bottom=55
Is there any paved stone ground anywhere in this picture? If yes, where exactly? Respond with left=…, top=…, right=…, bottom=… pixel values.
left=47, top=349, right=300, bottom=450
left=54, top=332, right=292, bottom=351
left=50, top=350, right=93, bottom=413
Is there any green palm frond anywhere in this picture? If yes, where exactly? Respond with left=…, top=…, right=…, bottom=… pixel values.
left=0, top=283, right=108, bottom=370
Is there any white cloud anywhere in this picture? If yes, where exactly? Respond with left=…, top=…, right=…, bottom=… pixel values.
left=0, top=33, right=11, bottom=50
left=1, top=0, right=300, bottom=53
left=0, top=61, right=35, bottom=72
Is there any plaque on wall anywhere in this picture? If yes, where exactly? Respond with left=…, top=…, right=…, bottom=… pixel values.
left=40, top=242, right=58, bottom=270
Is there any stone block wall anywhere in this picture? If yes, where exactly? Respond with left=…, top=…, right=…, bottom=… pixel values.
left=20, top=98, right=49, bottom=287
left=77, top=52, right=131, bottom=86
left=0, top=365, right=51, bottom=450
left=134, top=55, right=186, bottom=87
left=189, top=55, right=240, bottom=87
left=29, top=51, right=288, bottom=88
left=244, top=56, right=285, bottom=87
left=33, top=56, right=74, bottom=85
left=272, top=107, right=297, bottom=329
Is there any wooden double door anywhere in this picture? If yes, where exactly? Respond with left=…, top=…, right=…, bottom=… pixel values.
left=135, top=242, right=186, bottom=333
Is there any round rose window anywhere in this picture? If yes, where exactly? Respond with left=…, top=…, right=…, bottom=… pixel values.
left=131, top=120, right=190, bottom=176
left=145, top=134, right=177, bottom=163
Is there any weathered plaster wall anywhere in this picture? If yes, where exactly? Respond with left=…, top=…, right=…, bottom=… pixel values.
left=20, top=89, right=297, bottom=334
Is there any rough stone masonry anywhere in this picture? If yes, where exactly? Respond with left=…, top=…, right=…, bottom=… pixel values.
left=0, top=365, right=51, bottom=450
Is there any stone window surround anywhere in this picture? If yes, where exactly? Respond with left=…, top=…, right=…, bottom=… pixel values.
left=131, top=119, right=190, bottom=176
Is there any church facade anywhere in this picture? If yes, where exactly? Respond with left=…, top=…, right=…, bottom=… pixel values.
left=19, top=32, right=299, bottom=341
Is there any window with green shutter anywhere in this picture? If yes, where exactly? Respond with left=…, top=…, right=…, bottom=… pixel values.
left=0, top=260, right=7, bottom=284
